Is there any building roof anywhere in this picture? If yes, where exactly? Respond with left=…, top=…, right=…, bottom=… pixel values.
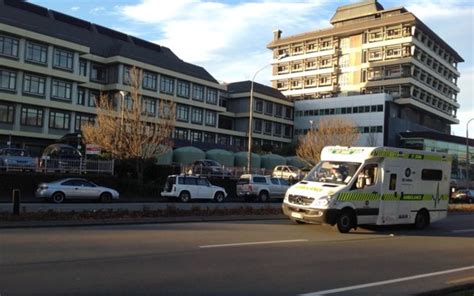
left=400, top=131, right=474, bottom=147
left=330, top=0, right=385, bottom=24
left=0, top=0, right=218, bottom=83
left=227, top=81, right=287, bottom=100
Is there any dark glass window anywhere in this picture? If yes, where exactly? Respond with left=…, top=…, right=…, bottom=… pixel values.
left=90, top=63, right=107, bottom=83
left=160, top=75, right=174, bottom=94
left=274, top=123, right=282, bottom=136
left=275, top=104, right=283, bottom=117
left=205, top=110, right=216, bottom=126
left=177, top=104, right=189, bottom=122
left=177, top=80, right=190, bottom=98
left=88, top=91, right=99, bottom=107
left=79, top=59, right=87, bottom=76
left=174, top=128, right=188, bottom=140
left=265, top=102, right=273, bottom=115
left=77, top=87, right=86, bottom=105
left=190, top=130, right=202, bottom=142
left=377, top=104, right=384, bottom=112
left=23, top=74, right=45, bottom=96
left=421, top=169, right=443, bottom=181
left=21, top=106, right=43, bottom=127
left=285, top=106, right=293, bottom=119
left=254, top=119, right=262, bottom=132
left=0, top=103, right=14, bottom=123
left=0, top=35, right=19, bottom=58
left=75, top=113, right=95, bottom=131
left=142, top=71, right=157, bottom=90
left=142, top=97, right=156, bottom=116
left=0, top=69, right=16, bottom=91
left=191, top=107, right=203, bottom=124
left=49, top=110, right=70, bottom=130
left=53, top=48, right=74, bottom=70
left=284, top=125, right=292, bottom=138
left=204, top=132, right=215, bottom=143
left=25, top=41, right=48, bottom=64
left=192, top=84, right=205, bottom=101
left=255, top=100, right=263, bottom=113
left=206, top=89, right=218, bottom=104
left=51, top=79, right=72, bottom=101
left=264, top=121, right=272, bottom=134
left=217, top=134, right=230, bottom=146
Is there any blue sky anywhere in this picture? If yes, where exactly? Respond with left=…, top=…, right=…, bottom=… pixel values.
left=31, top=0, right=473, bottom=137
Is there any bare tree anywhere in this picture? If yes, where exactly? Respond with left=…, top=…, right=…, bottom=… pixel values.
left=296, top=117, right=360, bottom=166
left=82, top=67, right=176, bottom=181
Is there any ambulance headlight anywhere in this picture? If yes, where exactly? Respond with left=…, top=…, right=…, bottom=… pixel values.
left=314, top=196, right=330, bottom=207
left=284, top=191, right=290, bottom=202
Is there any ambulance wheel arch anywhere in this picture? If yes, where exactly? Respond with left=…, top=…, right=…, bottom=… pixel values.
left=413, top=208, right=430, bottom=229
left=335, top=207, right=357, bottom=233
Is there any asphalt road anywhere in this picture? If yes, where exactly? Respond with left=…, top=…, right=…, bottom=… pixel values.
left=0, top=214, right=473, bottom=296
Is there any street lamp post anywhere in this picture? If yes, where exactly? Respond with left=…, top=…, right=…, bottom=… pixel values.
left=247, top=53, right=288, bottom=173
left=466, top=118, right=474, bottom=190
left=119, top=91, right=126, bottom=128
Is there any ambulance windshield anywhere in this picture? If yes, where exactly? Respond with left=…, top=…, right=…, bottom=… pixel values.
left=304, top=161, right=361, bottom=185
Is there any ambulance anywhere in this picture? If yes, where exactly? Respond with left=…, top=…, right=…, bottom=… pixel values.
left=282, top=146, right=451, bottom=233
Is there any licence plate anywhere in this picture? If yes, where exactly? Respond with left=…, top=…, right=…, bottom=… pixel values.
left=291, top=212, right=303, bottom=219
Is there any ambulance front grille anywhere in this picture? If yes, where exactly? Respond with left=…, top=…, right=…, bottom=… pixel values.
left=288, top=194, right=314, bottom=206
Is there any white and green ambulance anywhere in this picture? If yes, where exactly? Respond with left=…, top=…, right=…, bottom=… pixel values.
left=282, top=146, right=451, bottom=233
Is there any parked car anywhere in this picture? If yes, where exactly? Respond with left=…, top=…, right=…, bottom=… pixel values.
left=237, top=174, right=290, bottom=202
left=272, top=165, right=305, bottom=181
left=35, top=178, right=119, bottom=203
left=40, top=144, right=83, bottom=172
left=190, top=159, right=230, bottom=177
left=161, top=174, right=227, bottom=202
left=451, top=189, right=474, bottom=204
left=0, top=148, right=36, bottom=171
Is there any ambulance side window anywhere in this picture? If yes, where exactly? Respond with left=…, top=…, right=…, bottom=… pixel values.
left=389, top=174, right=397, bottom=190
left=355, top=164, right=378, bottom=189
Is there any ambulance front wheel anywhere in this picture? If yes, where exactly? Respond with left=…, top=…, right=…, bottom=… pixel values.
left=337, top=210, right=356, bottom=233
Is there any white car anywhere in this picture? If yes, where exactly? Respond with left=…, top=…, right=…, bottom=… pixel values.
left=161, top=175, right=227, bottom=202
left=272, top=165, right=305, bottom=181
left=236, top=174, right=290, bottom=202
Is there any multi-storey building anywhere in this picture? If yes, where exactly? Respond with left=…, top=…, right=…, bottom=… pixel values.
left=0, top=0, right=292, bottom=156
left=267, top=0, right=464, bottom=146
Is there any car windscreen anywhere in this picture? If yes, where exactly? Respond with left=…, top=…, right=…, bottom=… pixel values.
left=167, top=177, right=176, bottom=185
left=237, top=177, right=250, bottom=185
left=304, top=161, right=361, bottom=185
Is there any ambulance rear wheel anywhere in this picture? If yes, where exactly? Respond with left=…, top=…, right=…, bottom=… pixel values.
left=337, top=210, right=355, bottom=233
left=414, top=209, right=430, bottom=230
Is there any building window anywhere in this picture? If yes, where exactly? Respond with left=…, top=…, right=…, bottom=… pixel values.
left=53, top=48, right=74, bottom=71
left=368, top=30, right=383, bottom=42
left=191, top=107, right=203, bottom=124
left=0, top=35, right=19, bottom=58
left=206, top=88, right=218, bottom=105
left=205, top=110, right=216, bottom=126
left=217, top=134, right=230, bottom=146
left=49, top=110, right=70, bottom=130
left=190, top=130, right=202, bottom=143
left=265, top=102, right=273, bottom=115
left=25, top=41, right=48, bottom=64
left=274, top=123, right=282, bottom=136
left=23, top=74, right=45, bottom=96
left=51, top=79, right=72, bottom=101
left=89, top=91, right=99, bottom=107
left=204, top=132, right=215, bottom=143
left=285, top=106, right=293, bottom=119
left=160, top=75, right=174, bottom=94
left=123, top=66, right=132, bottom=85
left=77, top=87, right=86, bottom=105
left=368, top=50, right=382, bottom=61
left=142, top=71, right=157, bottom=91
left=0, top=69, right=16, bottom=91
left=176, top=104, right=189, bottom=122
left=320, top=58, right=332, bottom=68
left=275, top=104, right=283, bottom=117
left=177, top=80, right=190, bottom=98
left=255, top=100, right=263, bottom=113
left=264, top=121, right=272, bottom=134
left=339, top=54, right=350, bottom=68
left=0, top=103, right=14, bottom=123
left=90, top=63, right=107, bottom=83
left=284, top=125, right=292, bottom=138
left=386, top=47, right=401, bottom=59
left=254, top=119, right=262, bottom=133
left=319, top=75, right=331, bottom=86
left=142, top=97, right=156, bottom=116
left=192, top=84, right=205, bottom=101
left=20, top=106, right=43, bottom=127
left=174, top=128, right=188, bottom=140
left=79, top=59, right=87, bottom=76
left=75, top=113, right=95, bottom=131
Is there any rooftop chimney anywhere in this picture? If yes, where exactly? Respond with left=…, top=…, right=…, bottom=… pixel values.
left=273, top=29, right=282, bottom=41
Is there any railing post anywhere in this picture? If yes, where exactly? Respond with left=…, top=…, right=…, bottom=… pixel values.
left=12, top=189, right=20, bottom=215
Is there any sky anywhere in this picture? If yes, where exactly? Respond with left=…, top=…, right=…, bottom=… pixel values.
left=31, top=0, right=474, bottom=137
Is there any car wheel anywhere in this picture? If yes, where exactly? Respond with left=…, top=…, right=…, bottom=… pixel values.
left=288, top=176, right=295, bottom=183
left=337, top=210, right=355, bottom=233
left=414, top=209, right=430, bottom=230
left=214, top=192, right=225, bottom=203
left=468, top=198, right=473, bottom=204
left=100, top=192, right=112, bottom=203
left=52, top=192, right=65, bottom=204
left=259, top=191, right=269, bottom=202
left=179, top=191, right=191, bottom=203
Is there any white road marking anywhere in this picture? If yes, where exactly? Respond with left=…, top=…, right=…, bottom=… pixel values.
left=452, top=229, right=474, bottom=233
left=300, top=265, right=474, bottom=296
left=199, top=239, right=308, bottom=249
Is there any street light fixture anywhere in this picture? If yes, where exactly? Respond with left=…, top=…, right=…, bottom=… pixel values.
left=466, top=118, right=474, bottom=191
left=247, top=53, right=288, bottom=173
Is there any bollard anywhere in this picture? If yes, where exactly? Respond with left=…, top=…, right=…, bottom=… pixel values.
left=12, top=189, right=20, bottom=215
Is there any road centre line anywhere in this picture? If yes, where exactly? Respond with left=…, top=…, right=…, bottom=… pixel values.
left=452, top=229, right=474, bottom=233
left=300, top=265, right=474, bottom=296
left=199, top=239, right=308, bottom=249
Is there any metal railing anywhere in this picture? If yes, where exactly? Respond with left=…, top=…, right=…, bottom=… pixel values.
left=0, top=158, right=114, bottom=175
left=180, top=164, right=274, bottom=179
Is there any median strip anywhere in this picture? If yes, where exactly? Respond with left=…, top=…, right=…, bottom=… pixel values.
left=199, top=239, right=308, bottom=249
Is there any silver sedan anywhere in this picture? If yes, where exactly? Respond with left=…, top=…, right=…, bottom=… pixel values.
left=35, top=178, right=120, bottom=203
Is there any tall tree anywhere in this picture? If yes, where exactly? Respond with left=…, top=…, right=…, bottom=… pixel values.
left=296, top=117, right=360, bottom=166
left=82, top=67, right=176, bottom=181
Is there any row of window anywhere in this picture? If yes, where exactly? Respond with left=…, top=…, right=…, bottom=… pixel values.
left=413, top=47, right=458, bottom=85
left=254, top=99, right=293, bottom=119
left=413, top=29, right=458, bottom=67
left=0, top=102, right=95, bottom=131
left=176, top=104, right=217, bottom=126
left=294, top=125, right=383, bottom=136
left=0, top=35, right=74, bottom=72
left=253, top=119, right=292, bottom=138
left=295, top=104, right=384, bottom=118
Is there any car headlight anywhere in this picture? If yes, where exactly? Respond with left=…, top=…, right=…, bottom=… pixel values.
left=284, top=191, right=290, bottom=202
left=313, top=196, right=331, bottom=207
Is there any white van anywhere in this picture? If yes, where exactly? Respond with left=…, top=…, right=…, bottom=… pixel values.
left=282, top=146, right=451, bottom=233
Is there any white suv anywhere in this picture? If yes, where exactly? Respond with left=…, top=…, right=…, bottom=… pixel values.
left=161, top=175, right=227, bottom=203
left=236, top=174, right=289, bottom=202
